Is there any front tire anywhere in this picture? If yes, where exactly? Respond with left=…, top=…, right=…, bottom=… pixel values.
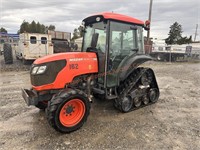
left=46, top=89, right=90, bottom=133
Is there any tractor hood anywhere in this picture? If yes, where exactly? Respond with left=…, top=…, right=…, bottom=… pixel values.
left=31, top=52, right=98, bottom=91
left=34, top=52, right=97, bottom=65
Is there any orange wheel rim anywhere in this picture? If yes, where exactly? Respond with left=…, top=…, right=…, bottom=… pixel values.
left=59, top=99, right=85, bottom=127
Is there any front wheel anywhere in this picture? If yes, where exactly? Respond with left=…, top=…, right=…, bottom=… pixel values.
left=46, top=89, right=90, bottom=133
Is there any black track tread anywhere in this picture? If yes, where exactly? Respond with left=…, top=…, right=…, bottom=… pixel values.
left=46, top=88, right=90, bottom=133
left=3, top=43, right=13, bottom=64
left=114, top=67, right=159, bottom=113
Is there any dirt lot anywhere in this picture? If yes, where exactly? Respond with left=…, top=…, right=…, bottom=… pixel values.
left=0, top=55, right=200, bottom=150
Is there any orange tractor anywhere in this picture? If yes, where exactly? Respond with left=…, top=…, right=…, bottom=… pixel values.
left=22, top=12, right=159, bottom=133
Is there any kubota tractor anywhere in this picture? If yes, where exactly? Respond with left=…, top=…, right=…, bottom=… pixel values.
left=22, top=12, right=159, bottom=133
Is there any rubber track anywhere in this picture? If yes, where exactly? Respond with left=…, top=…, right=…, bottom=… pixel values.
left=115, top=67, right=159, bottom=112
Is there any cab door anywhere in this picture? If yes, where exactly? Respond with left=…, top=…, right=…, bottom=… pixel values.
left=106, top=21, right=139, bottom=87
left=82, top=21, right=108, bottom=86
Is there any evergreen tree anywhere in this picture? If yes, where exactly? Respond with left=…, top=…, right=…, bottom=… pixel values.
left=40, top=24, right=46, bottom=34
left=36, top=22, right=41, bottom=33
left=72, top=28, right=79, bottom=40
left=71, top=25, right=84, bottom=40
left=0, top=27, right=7, bottom=33
left=30, top=21, right=37, bottom=33
left=19, top=20, right=30, bottom=33
left=18, top=20, right=56, bottom=34
left=48, top=25, right=55, bottom=31
left=165, top=22, right=192, bottom=45
left=78, top=25, right=84, bottom=37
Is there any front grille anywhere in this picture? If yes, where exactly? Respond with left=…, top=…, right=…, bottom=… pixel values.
left=31, top=59, right=66, bottom=86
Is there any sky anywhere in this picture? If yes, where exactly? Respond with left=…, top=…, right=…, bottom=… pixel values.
left=0, top=0, right=200, bottom=41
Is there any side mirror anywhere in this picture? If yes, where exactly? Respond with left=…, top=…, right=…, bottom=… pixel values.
left=91, top=33, right=99, bottom=48
left=144, top=20, right=150, bottom=30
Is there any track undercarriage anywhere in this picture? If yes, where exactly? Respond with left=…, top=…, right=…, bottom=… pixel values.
left=114, top=67, right=159, bottom=112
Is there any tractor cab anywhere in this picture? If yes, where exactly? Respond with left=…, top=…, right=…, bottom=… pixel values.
left=82, top=12, right=151, bottom=94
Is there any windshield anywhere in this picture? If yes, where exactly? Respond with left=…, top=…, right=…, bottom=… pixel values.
left=82, top=22, right=107, bottom=52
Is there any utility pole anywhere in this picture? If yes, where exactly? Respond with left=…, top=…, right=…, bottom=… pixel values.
left=147, top=0, right=153, bottom=53
left=147, top=0, right=153, bottom=42
left=194, top=24, right=198, bottom=42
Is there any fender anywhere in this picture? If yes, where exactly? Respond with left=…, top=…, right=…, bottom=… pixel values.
left=117, top=54, right=153, bottom=84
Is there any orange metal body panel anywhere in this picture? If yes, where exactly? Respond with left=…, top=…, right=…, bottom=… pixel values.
left=84, top=12, right=144, bottom=25
left=33, top=52, right=98, bottom=91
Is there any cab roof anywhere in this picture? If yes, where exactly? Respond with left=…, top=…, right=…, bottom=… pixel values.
left=83, top=12, right=144, bottom=25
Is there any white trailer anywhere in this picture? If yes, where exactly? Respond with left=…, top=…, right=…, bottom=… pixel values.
left=16, top=33, right=53, bottom=64
left=188, top=43, right=200, bottom=58
left=150, top=39, right=200, bottom=61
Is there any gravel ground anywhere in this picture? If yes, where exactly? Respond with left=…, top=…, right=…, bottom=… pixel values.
left=0, top=54, right=200, bottom=150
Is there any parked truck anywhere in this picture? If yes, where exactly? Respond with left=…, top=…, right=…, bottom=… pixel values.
left=48, top=30, right=71, bottom=53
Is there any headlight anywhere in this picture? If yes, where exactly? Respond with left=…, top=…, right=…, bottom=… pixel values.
left=32, top=66, right=39, bottom=74
left=31, top=65, right=47, bottom=75
left=37, top=66, right=47, bottom=74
